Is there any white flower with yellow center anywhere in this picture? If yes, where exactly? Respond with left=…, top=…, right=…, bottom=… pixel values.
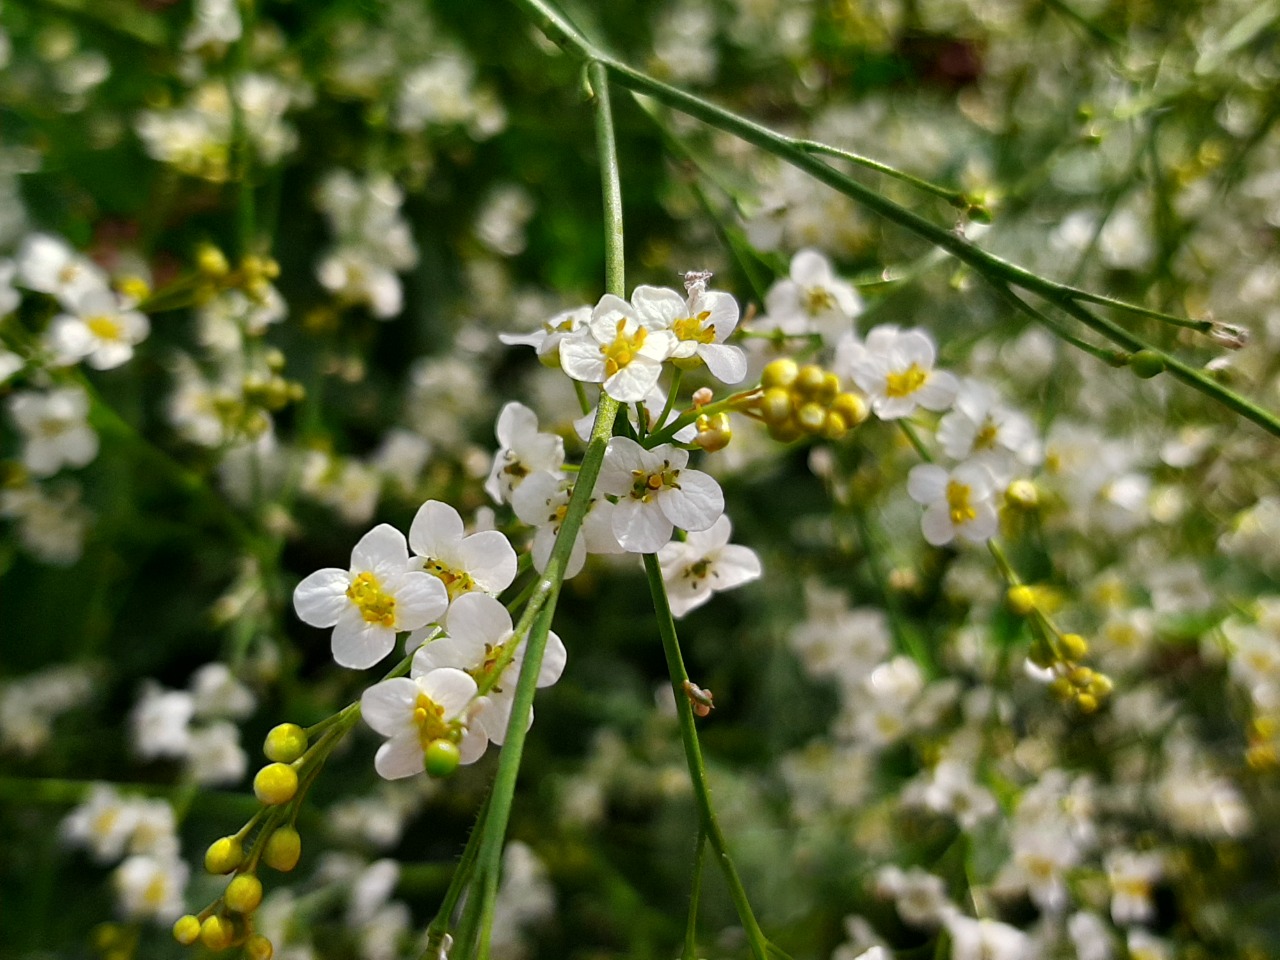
left=412, top=592, right=566, bottom=751
left=8, top=387, right=99, bottom=477
left=15, top=233, right=109, bottom=309
left=906, top=461, right=999, bottom=546
left=294, top=523, right=448, bottom=669
left=558, top=294, right=677, bottom=402
left=936, top=378, right=1041, bottom=484
left=113, top=853, right=190, bottom=922
left=762, top=248, right=862, bottom=344
left=484, top=402, right=564, bottom=506
left=408, top=500, right=517, bottom=600
left=656, top=515, right=762, bottom=617
left=510, top=471, right=621, bottom=578
left=499, top=304, right=589, bottom=367
left=837, top=325, right=957, bottom=420
left=47, top=288, right=150, bottom=370
left=597, top=437, right=724, bottom=553
left=630, top=284, right=747, bottom=385
left=360, top=666, right=484, bottom=779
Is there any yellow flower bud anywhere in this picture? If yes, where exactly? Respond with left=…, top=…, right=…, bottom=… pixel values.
left=758, top=388, right=793, bottom=425
left=760, top=357, right=798, bottom=390
left=262, top=826, right=302, bottom=872
left=225, top=874, right=264, bottom=914
left=1006, top=585, right=1037, bottom=615
left=830, top=392, right=868, bottom=428
left=796, top=401, right=826, bottom=433
left=263, top=724, right=308, bottom=764
left=246, top=935, right=275, bottom=960
left=204, top=836, right=244, bottom=875
left=1059, top=633, right=1089, bottom=661
left=199, top=915, right=235, bottom=951
left=794, top=364, right=826, bottom=397
left=172, top=915, right=202, bottom=945
left=196, top=244, right=230, bottom=279
left=253, top=763, right=299, bottom=806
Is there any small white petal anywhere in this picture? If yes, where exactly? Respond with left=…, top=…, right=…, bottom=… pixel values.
left=361, top=678, right=420, bottom=736
left=293, top=568, right=351, bottom=627
left=332, top=608, right=396, bottom=669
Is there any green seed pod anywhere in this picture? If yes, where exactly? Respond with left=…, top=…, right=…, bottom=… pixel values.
left=425, top=738, right=462, bottom=778
left=204, top=836, right=244, bottom=875
left=253, top=763, right=299, bottom=806
left=262, top=826, right=302, bottom=872
left=263, top=723, right=308, bottom=764
left=1129, top=349, right=1165, bottom=379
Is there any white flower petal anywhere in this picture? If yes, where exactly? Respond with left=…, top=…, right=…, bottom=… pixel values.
left=408, top=501, right=464, bottom=560
left=361, top=678, right=420, bottom=736
left=660, top=469, right=723, bottom=532
left=293, top=568, right=351, bottom=627
left=375, top=732, right=426, bottom=780
left=392, top=572, right=449, bottom=630
left=332, top=608, right=396, bottom=669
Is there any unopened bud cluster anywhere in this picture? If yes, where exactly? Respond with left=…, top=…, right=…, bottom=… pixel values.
left=174, top=724, right=312, bottom=957
left=745, top=358, right=868, bottom=442
left=1010, top=585, right=1114, bottom=713
left=196, top=245, right=282, bottom=306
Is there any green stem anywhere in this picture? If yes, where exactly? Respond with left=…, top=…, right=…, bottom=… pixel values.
left=682, top=830, right=707, bottom=960
left=459, top=58, right=627, bottom=958
left=898, top=420, right=934, bottom=462
left=509, top=0, right=1280, bottom=440
left=794, top=139, right=969, bottom=208
left=641, top=553, right=770, bottom=960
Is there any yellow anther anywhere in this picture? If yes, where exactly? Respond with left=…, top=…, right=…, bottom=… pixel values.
left=945, top=480, right=976, bottom=525
left=885, top=362, right=927, bottom=398
left=345, top=572, right=397, bottom=627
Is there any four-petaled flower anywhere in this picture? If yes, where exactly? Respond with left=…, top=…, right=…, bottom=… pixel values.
left=656, top=515, right=762, bottom=617
left=838, top=325, right=957, bottom=420
left=484, top=402, right=564, bottom=506
left=906, top=461, right=999, bottom=546
left=412, top=592, right=566, bottom=754
left=629, top=284, right=747, bottom=385
left=409, top=500, right=518, bottom=601
left=558, top=294, right=677, bottom=402
left=360, top=667, right=485, bottom=779
left=293, top=524, right=448, bottom=668
left=596, top=436, right=724, bottom=553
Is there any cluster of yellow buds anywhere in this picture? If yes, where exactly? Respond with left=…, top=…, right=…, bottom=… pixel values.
left=743, top=358, right=868, bottom=442
left=242, top=348, right=306, bottom=413
left=1008, top=585, right=1114, bottom=713
left=172, top=725, right=311, bottom=958
left=1246, top=714, right=1280, bottom=771
left=195, top=244, right=281, bottom=306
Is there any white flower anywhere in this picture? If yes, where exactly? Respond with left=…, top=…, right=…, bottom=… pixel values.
left=8, top=387, right=99, bottom=477
left=762, top=248, right=862, bottom=344
left=0, top=481, right=91, bottom=565
left=413, top=592, right=567, bottom=750
left=360, top=667, right=484, bottom=779
left=629, top=284, right=747, bottom=384
left=408, top=500, right=517, bottom=600
left=61, top=784, right=142, bottom=863
left=837, top=325, right=957, bottom=420
left=113, top=853, right=189, bottom=922
left=510, top=471, right=621, bottom=578
left=1105, top=849, right=1163, bottom=925
left=293, top=524, right=449, bottom=669
left=596, top=437, right=724, bottom=553
left=656, top=515, right=761, bottom=617
left=188, top=662, right=256, bottom=720
left=46, top=287, right=150, bottom=370
left=0, top=348, right=22, bottom=384
left=0, top=258, right=20, bottom=316
left=499, top=305, right=589, bottom=367
left=944, top=916, right=1030, bottom=960
left=906, top=461, right=999, bottom=546
left=558, top=294, right=677, bottom=402
left=183, top=0, right=242, bottom=50
left=317, top=247, right=404, bottom=319
left=15, top=233, right=109, bottom=309
left=130, top=683, right=195, bottom=761
left=185, top=721, right=248, bottom=786
left=936, top=378, right=1041, bottom=483
left=485, top=402, right=564, bottom=505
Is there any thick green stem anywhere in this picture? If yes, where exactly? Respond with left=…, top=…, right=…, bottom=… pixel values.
left=641, top=553, right=771, bottom=960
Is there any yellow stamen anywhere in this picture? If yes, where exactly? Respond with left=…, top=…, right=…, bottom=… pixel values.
left=600, top=318, right=647, bottom=377
left=346, top=572, right=397, bottom=627
left=803, top=287, right=836, bottom=316
left=672, top=310, right=715, bottom=344
left=884, top=362, right=928, bottom=398
left=423, top=559, right=477, bottom=601
left=974, top=420, right=999, bottom=450
left=946, top=480, right=976, bottom=526
left=86, top=315, right=124, bottom=341
left=413, top=694, right=449, bottom=750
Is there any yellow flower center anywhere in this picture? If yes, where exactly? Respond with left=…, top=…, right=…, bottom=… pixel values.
left=685, top=559, right=711, bottom=580
left=470, top=641, right=510, bottom=694
left=946, top=480, right=976, bottom=526
left=629, top=463, right=680, bottom=501
left=974, top=420, right=999, bottom=450
left=884, top=362, right=928, bottom=398
left=423, top=559, right=476, bottom=601
left=346, top=572, right=397, bottom=627
left=86, top=315, right=123, bottom=341
left=600, top=319, right=647, bottom=377
left=413, top=693, right=450, bottom=750
left=672, top=310, right=715, bottom=344
left=144, top=875, right=168, bottom=907
left=803, top=287, right=836, bottom=316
